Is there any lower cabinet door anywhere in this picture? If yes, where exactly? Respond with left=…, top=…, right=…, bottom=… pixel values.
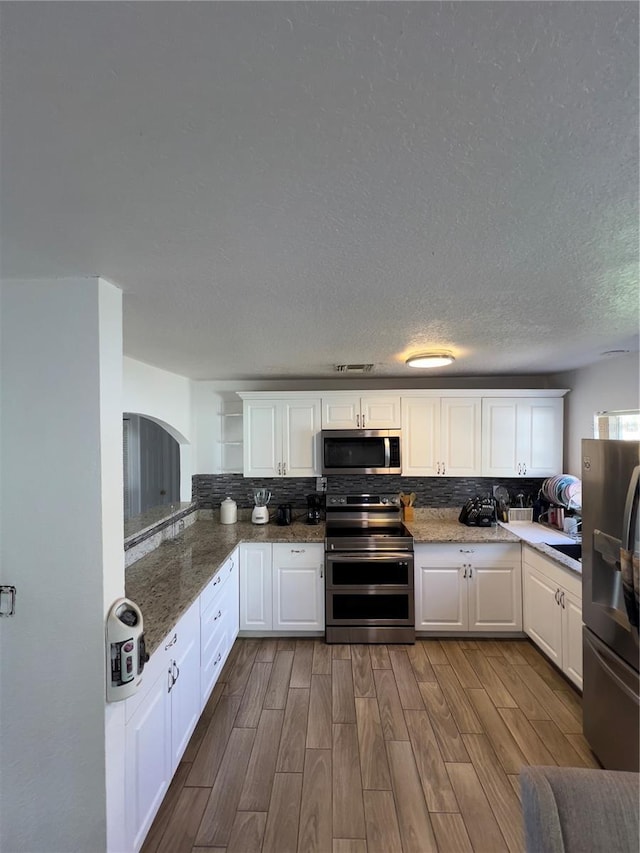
left=240, top=543, right=273, bottom=630
left=468, top=565, right=522, bottom=631
left=169, top=623, right=202, bottom=772
left=125, top=670, right=172, bottom=852
left=562, top=590, right=583, bottom=689
left=273, top=544, right=324, bottom=630
left=416, top=565, right=466, bottom=631
left=523, top=564, right=562, bottom=666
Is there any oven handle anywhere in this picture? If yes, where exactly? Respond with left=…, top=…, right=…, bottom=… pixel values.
left=384, top=437, right=391, bottom=468
left=325, top=552, right=413, bottom=562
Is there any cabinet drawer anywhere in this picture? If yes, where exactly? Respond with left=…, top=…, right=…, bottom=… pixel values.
left=201, top=570, right=238, bottom=703
left=200, top=548, right=238, bottom=614
left=273, top=542, right=323, bottom=568
left=415, top=542, right=521, bottom=565
left=201, top=573, right=238, bottom=657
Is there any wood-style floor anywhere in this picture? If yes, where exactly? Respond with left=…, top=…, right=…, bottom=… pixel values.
left=141, top=637, right=598, bottom=853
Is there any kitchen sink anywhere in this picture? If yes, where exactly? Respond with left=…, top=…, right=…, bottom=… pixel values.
left=547, top=542, right=582, bottom=561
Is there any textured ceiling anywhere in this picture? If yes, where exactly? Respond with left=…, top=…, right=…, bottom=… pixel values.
left=1, top=2, right=638, bottom=380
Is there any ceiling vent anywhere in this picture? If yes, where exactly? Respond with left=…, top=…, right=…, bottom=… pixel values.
left=334, top=364, right=374, bottom=373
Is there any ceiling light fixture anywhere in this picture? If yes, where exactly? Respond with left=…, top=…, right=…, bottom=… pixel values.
left=405, top=352, right=455, bottom=368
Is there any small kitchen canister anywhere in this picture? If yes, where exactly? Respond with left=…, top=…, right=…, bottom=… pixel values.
left=220, top=497, right=237, bottom=525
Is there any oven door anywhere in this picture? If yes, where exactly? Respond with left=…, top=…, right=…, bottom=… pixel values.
left=325, top=552, right=414, bottom=627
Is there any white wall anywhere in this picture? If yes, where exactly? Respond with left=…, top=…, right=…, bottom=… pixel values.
left=555, top=352, right=640, bottom=476
left=0, top=278, right=123, bottom=853
left=123, top=357, right=193, bottom=501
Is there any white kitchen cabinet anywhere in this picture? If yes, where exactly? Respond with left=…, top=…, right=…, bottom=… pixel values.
left=402, top=396, right=481, bottom=476
left=243, top=398, right=321, bottom=477
left=240, top=543, right=273, bottom=630
left=482, top=397, right=563, bottom=477
left=125, top=599, right=200, bottom=851
left=273, top=543, right=325, bottom=630
left=200, top=548, right=239, bottom=706
left=240, top=542, right=324, bottom=634
left=415, top=543, right=522, bottom=633
left=322, top=395, right=401, bottom=429
left=125, top=667, right=172, bottom=853
left=522, top=545, right=583, bottom=688
left=169, top=605, right=201, bottom=770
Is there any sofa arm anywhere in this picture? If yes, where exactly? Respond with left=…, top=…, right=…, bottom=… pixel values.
left=520, top=766, right=640, bottom=853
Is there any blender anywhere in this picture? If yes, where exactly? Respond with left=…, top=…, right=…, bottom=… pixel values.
left=250, top=488, right=271, bottom=524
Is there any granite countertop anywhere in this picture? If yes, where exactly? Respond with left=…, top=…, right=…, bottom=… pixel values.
left=126, top=519, right=324, bottom=654
left=521, top=541, right=582, bottom=576
left=406, top=517, right=520, bottom=543
left=126, top=509, right=579, bottom=656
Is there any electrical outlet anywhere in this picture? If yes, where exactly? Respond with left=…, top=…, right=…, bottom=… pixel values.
left=316, top=477, right=327, bottom=493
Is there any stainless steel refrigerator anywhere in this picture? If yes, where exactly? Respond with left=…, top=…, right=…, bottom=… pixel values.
left=582, top=438, right=639, bottom=771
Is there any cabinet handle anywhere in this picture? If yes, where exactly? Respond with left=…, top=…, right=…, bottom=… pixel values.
left=277, top=462, right=282, bottom=475
left=463, top=567, right=467, bottom=579
left=283, top=462, right=287, bottom=475
left=165, top=632, right=177, bottom=650
left=441, top=462, right=446, bottom=475
left=291, top=549, right=306, bottom=554
left=522, top=464, right=527, bottom=475
left=213, top=652, right=222, bottom=667
left=320, top=567, right=323, bottom=579
left=172, top=661, right=180, bottom=683
left=555, top=589, right=560, bottom=605
left=469, top=567, right=473, bottom=578
left=356, top=414, right=360, bottom=428
left=213, top=575, right=222, bottom=587
left=168, top=667, right=174, bottom=693
left=362, top=415, right=365, bottom=428
left=229, top=559, right=235, bottom=573
left=459, top=549, right=475, bottom=554
left=436, top=462, right=440, bottom=475
left=560, top=591, right=565, bottom=609
left=214, top=609, right=222, bottom=621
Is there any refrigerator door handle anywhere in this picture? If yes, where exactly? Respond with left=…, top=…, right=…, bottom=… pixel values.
left=622, top=465, right=640, bottom=553
left=588, top=635, right=640, bottom=705
left=594, top=529, right=622, bottom=569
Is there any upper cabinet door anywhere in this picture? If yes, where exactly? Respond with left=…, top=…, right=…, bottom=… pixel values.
left=401, top=397, right=440, bottom=476
left=243, top=401, right=281, bottom=477
left=401, top=397, right=480, bottom=476
left=360, top=396, right=401, bottom=429
left=481, top=397, right=563, bottom=477
left=440, top=398, right=482, bottom=476
left=282, top=399, right=321, bottom=477
left=322, top=397, right=360, bottom=429
left=321, top=395, right=401, bottom=429
left=481, top=399, right=520, bottom=477
left=518, top=398, right=564, bottom=477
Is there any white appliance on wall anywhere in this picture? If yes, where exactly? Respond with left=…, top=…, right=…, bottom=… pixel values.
left=106, top=597, right=148, bottom=701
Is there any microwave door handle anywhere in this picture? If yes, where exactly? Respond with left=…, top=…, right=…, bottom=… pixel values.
left=384, top=437, right=390, bottom=468
left=622, top=465, right=640, bottom=552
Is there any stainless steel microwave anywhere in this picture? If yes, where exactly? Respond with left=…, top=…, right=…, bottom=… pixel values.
left=321, top=429, right=402, bottom=475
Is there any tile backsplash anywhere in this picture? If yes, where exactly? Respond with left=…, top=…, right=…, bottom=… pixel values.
left=193, top=473, right=544, bottom=511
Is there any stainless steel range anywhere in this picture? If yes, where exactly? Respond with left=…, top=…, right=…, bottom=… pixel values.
left=325, top=493, right=415, bottom=644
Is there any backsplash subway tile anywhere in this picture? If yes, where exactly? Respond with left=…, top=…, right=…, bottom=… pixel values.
left=193, top=474, right=544, bottom=510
